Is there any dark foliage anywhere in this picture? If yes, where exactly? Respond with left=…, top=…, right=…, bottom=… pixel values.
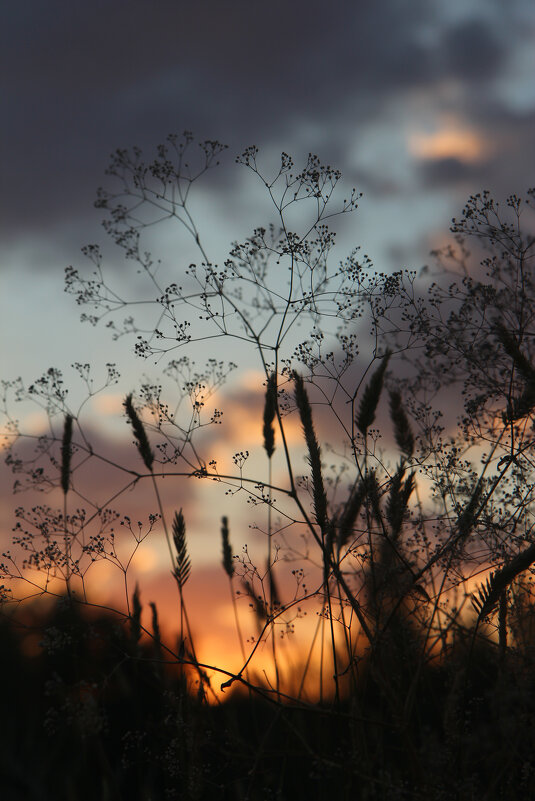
left=2, top=597, right=535, bottom=800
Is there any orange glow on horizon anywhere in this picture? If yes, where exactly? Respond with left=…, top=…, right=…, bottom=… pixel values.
left=408, top=116, right=491, bottom=163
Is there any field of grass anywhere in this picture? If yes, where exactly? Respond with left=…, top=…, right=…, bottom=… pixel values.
left=2, top=140, right=535, bottom=799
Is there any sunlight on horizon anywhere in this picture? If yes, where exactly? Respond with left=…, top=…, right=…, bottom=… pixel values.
left=408, top=115, right=491, bottom=163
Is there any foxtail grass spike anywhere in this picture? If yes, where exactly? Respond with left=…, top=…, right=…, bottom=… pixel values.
left=513, top=384, right=535, bottom=420
left=496, top=323, right=535, bottom=381
left=221, top=516, right=234, bottom=578
left=364, top=470, right=382, bottom=522
left=324, top=521, right=335, bottom=582
left=457, top=482, right=483, bottom=539
left=61, top=414, right=73, bottom=494
left=386, top=464, right=415, bottom=537
left=472, top=541, right=535, bottom=621
left=262, top=372, right=277, bottom=458
left=149, top=601, right=162, bottom=650
left=294, top=372, right=328, bottom=533
left=124, top=393, right=154, bottom=471
left=400, top=471, right=415, bottom=515
left=386, top=463, right=405, bottom=535
left=266, top=559, right=281, bottom=609
left=172, top=509, right=191, bottom=589
left=356, top=351, right=391, bottom=435
left=130, top=584, right=142, bottom=644
left=242, top=579, right=267, bottom=626
left=496, top=323, right=535, bottom=419
left=498, top=591, right=508, bottom=656
left=337, top=482, right=364, bottom=552
left=389, top=390, right=414, bottom=457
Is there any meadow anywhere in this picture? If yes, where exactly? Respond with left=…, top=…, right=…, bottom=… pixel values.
left=2, top=135, right=535, bottom=799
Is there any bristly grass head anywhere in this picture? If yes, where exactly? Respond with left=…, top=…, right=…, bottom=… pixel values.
left=389, top=390, right=414, bottom=457
left=337, top=481, right=365, bottom=553
left=266, top=558, right=281, bottom=610
left=472, top=541, right=535, bottom=621
left=61, top=414, right=73, bottom=494
left=495, top=323, right=535, bottom=420
left=130, top=583, right=142, bottom=644
left=263, top=372, right=277, bottom=458
left=495, top=322, right=535, bottom=382
left=221, top=515, right=234, bottom=578
left=364, top=469, right=382, bottom=522
left=172, top=509, right=191, bottom=590
left=294, top=372, right=327, bottom=534
left=356, top=351, right=391, bottom=435
left=149, top=600, right=162, bottom=652
left=385, top=463, right=415, bottom=538
left=124, top=393, right=154, bottom=471
left=242, top=579, right=267, bottom=628
left=457, top=482, right=484, bottom=539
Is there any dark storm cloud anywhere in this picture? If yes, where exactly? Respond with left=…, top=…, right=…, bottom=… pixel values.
left=1, top=0, right=533, bottom=246
left=0, top=0, right=438, bottom=234
left=440, top=18, right=505, bottom=80
left=419, top=157, right=480, bottom=187
left=416, top=106, right=535, bottom=193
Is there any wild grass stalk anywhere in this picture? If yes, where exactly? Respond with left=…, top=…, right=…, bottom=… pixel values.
left=220, top=515, right=249, bottom=686
left=293, top=372, right=341, bottom=704
left=262, top=372, right=281, bottom=698
left=61, top=413, right=73, bottom=597
left=123, top=392, right=212, bottom=698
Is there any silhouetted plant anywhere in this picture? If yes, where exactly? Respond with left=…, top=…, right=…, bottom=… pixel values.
left=2, top=133, right=535, bottom=799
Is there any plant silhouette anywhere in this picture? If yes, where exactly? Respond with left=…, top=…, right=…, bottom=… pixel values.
left=2, top=134, right=535, bottom=799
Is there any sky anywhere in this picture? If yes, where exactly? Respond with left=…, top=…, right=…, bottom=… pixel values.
left=2, top=0, right=534, bottom=369
left=1, top=0, right=534, bottom=686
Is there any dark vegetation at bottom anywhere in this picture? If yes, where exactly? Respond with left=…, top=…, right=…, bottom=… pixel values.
left=2, top=599, right=535, bottom=801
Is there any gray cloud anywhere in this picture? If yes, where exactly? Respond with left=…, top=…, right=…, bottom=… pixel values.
left=0, top=0, right=533, bottom=298
left=440, top=18, right=505, bottom=80
left=419, top=156, right=480, bottom=187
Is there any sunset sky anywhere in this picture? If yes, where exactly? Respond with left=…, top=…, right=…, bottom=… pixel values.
left=2, top=0, right=534, bottom=687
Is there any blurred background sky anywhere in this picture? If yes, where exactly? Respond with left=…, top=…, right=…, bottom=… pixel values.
left=1, top=0, right=534, bottom=677
left=2, top=0, right=535, bottom=375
